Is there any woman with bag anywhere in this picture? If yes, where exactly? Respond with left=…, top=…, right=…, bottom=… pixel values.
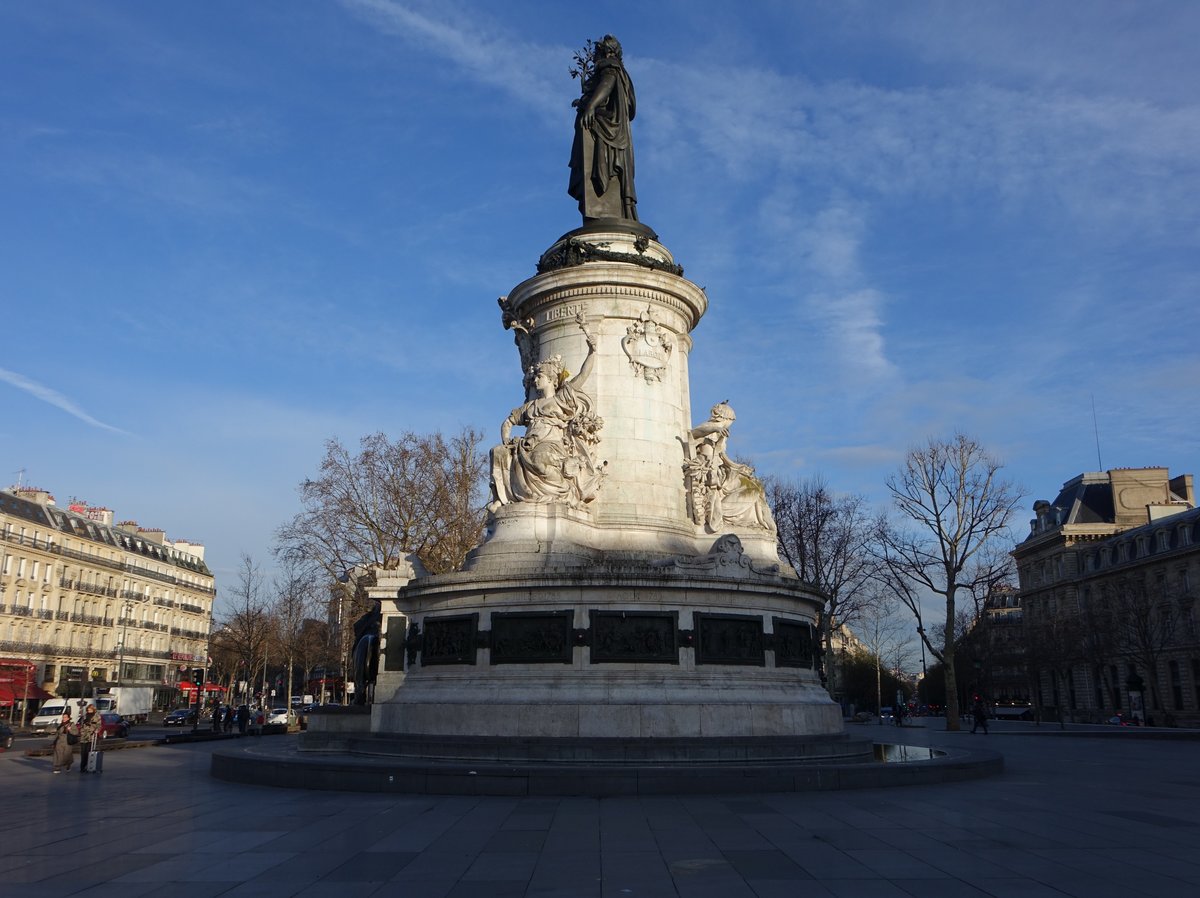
left=51, top=713, right=78, bottom=774
left=78, top=703, right=101, bottom=774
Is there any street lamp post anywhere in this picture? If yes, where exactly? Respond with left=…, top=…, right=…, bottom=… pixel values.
left=20, top=664, right=31, bottom=727
left=116, top=600, right=133, bottom=685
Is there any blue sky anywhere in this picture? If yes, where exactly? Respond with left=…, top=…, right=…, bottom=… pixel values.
left=2, top=1, right=1198, bottom=613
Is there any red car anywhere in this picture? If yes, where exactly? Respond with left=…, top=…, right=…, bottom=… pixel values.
left=97, top=712, right=130, bottom=739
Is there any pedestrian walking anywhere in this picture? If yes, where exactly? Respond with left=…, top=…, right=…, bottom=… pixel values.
left=236, top=704, right=249, bottom=735
left=78, top=703, right=101, bottom=773
left=224, top=705, right=235, bottom=734
left=211, top=705, right=222, bottom=733
left=51, top=713, right=78, bottom=773
left=971, top=697, right=989, bottom=735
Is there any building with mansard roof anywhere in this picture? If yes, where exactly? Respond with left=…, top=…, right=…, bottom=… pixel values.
left=1013, top=467, right=1199, bottom=725
left=0, top=486, right=215, bottom=714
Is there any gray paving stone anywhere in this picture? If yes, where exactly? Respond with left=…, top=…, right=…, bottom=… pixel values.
left=6, top=721, right=1200, bottom=897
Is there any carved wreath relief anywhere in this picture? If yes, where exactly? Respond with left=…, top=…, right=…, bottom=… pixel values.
left=682, top=402, right=777, bottom=533
left=621, top=307, right=673, bottom=382
left=488, top=312, right=607, bottom=513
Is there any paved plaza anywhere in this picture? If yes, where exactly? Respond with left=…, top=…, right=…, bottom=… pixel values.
left=2, top=721, right=1199, bottom=897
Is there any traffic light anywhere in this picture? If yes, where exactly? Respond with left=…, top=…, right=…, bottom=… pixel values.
left=193, top=667, right=205, bottom=686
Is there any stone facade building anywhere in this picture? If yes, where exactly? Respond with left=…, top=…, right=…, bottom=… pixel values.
left=970, top=586, right=1030, bottom=707
left=1013, top=468, right=1199, bottom=725
left=0, top=486, right=214, bottom=713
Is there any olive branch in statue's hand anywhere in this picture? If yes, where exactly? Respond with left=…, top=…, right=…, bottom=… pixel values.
left=569, top=40, right=596, bottom=87
left=574, top=311, right=597, bottom=351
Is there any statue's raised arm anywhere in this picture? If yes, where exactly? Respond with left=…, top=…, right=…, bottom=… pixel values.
left=568, top=35, right=638, bottom=224
left=487, top=314, right=607, bottom=512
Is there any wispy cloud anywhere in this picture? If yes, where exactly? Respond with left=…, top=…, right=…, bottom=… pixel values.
left=0, top=367, right=129, bottom=434
left=41, top=149, right=266, bottom=217
left=339, top=0, right=563, bottom=120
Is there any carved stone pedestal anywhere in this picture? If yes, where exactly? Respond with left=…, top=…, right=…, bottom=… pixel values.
left=356, top=227, right=842, bottom=749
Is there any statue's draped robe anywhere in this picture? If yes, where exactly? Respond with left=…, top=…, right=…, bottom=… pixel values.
left=569, top=57, right=638, bottom=221
left=491, top=382, right=603, bottom=508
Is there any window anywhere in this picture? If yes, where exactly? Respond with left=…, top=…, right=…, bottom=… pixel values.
left=1169, top=661, right=1183, bottom=710
left=1157, top=530, right=1171, bottom=552
left=1101, top=548, right=1113, bottom=568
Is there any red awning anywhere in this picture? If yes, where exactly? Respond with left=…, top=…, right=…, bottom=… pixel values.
left=0, top=683, right=54, bottom=705
left=177, top=681, right=226, bottom=692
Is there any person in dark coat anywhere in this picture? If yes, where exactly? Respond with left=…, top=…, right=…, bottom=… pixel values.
left=236, top=704, right=249, bottom=735
left=211, top=705, right=221, bottom=733
left=971, top=697, right=989, bottom=734
left=224, top=705, right=235, bottom=734
left=51, top=713, right=76, bottom=773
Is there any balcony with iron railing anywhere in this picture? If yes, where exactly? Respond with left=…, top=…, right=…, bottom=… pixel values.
left=6, top=530, right=214, bottom=590
left=68, top=613, right=113, bottom=627
left=59, top=578, right=119, bottom=599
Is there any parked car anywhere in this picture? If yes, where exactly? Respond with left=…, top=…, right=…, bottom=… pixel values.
left=97, top=713, right=130, bottom=739
left=266, top=708, right=297, bottom=727
left=0, top=721, right=13, bottom=751
left=164, top=708, right=198, bottom=727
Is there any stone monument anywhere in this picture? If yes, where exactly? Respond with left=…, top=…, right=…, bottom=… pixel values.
left=315, top=37, right=844, bottom=765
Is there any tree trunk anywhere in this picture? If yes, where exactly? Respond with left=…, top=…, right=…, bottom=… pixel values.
left=875, top=658, right=882, bottom=724
left=944, top=643, right=960, bottom=730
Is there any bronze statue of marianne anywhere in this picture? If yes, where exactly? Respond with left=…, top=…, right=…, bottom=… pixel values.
left=568, top=35, right=638, bottom=223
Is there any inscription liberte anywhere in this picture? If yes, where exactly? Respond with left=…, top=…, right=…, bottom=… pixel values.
left=542, top=303, right=586, bottom=324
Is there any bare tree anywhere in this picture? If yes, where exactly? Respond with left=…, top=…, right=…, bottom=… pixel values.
left=877, top=434, right=1022, bottom=730
left=1021, top=597, right=1086, bottom=727
left=768, top=476, right=879, bottom=699
left=217, top=554, right=273, bottom=707
left=276, top=428, right=488, bottom=580
left=855, top=594, right=914, bottom=719
left=1105, top=575, right=1179, bottom=713
left=272, top=557, right=322, bottom=714
left=293, top=618, right=330, bottom=700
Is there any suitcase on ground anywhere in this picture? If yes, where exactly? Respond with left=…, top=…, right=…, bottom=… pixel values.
left=86, top=737, right=102, bottom=774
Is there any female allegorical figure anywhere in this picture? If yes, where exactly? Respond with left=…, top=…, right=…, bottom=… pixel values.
left=489, top=316, right=606, bottom=511
left=686, top=402, right=776, bottom=533
left=569, top=34, right=638, bottom=223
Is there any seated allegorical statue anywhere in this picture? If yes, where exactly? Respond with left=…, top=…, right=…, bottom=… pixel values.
left=684, top=401, right=776, bottom=533
left=488, top=314, right=607, bottom=512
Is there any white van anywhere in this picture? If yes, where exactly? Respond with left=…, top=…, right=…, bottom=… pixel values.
left=31, top=698, right=85, bottom=734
